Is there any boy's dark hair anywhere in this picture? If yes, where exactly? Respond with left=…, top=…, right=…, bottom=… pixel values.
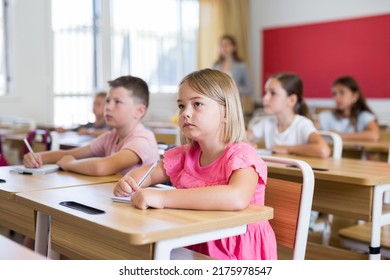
left=108, top=75, right=149, bottom=108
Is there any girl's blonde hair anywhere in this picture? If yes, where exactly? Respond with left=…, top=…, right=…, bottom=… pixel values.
left=179, top=68, right=246, bottom=145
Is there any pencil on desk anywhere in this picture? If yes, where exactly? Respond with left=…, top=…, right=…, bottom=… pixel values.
left=23, top=138, right=39, bottom=162
left=138, top=161, right=158, bottom=187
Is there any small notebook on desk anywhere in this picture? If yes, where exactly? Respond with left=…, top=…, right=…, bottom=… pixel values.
left=10, top=164, right=60, bottom=175
left=111, top=184, right=175, bottom=204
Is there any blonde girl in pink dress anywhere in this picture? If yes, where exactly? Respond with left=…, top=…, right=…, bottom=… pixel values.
left=114, top=69, right=277, bottom=260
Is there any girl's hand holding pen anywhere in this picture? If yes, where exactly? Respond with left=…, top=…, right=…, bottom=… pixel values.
left=113, top=161, right=164, bottom=209
left=114, top=175, right=141, bottom=197
left=114, top=161, right=158, bottom=196
left=114, top=176, right=165, bottom=209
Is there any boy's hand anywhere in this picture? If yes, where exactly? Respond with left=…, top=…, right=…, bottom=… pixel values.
left=56, top=155, right=76, bottom=171
left=23, top=153, right=43, bottom=168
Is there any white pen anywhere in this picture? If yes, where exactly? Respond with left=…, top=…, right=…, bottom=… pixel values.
left=23, top=138, right=39, bottom=163
left=138, top=161, right=158, bottom=187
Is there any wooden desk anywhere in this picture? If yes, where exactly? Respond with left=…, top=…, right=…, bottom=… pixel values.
left=0, top=166, right=120, bottom=239
left=342, top=140, right=390, bottom=162
left=262, top=154, right=390, bottom=259
left=0, top=235, right=47, bottom=260
left=0, top=128, right=19, bottom=136
left=15, top=183, right=273, bottom=260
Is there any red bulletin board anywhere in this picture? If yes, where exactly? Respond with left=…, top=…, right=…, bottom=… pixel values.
left=262, top=13, right=390, bottom=98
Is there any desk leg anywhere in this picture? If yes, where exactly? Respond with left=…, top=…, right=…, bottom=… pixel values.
left=35, top=211, right=60, bottom=259
left=35, top=211, right=49, bottom=255
left=153, top=225, right=246, bottom=260
left=370, top=183, right=390, bottom=260
left=47, top=226, right=60, bottom=260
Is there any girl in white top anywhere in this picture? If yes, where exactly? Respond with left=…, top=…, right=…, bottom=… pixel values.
left=318, top=76, right=380, bottom=141
left=248, top=73, right=330, bottom=158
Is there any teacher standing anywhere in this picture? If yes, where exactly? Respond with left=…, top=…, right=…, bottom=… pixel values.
left=213, top=34, right=253, bottom=115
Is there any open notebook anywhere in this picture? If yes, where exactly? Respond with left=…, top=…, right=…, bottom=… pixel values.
left=10, top=164, right=60, bottom=175
left=111, top=184, right=175, bottom=204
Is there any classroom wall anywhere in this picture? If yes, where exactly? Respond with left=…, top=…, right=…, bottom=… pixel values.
left=0, top=0, right=53, bottom=126
left=249, top=0, right=390, bottom=125
left=1, top=0, right=390, bottom=126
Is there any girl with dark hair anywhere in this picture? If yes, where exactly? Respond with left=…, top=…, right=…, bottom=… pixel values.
left=247, top=72, right=330, bottom=158
left=318, top=76, right=380, bottom=141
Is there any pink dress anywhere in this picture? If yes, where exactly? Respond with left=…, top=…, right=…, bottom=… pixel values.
left=163, top=142, right=277, bottom=260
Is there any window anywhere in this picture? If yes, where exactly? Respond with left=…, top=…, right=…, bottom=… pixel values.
left=0, top=0, right=11, bottom=96
left=111, top=0, right=199, bottom=93
left=52, top=0, right=199, bottom=127
left=52, top=0, right=101, bottom=127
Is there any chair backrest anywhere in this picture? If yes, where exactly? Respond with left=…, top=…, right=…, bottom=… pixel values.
left=24, top=129, right=59, bottom=153
left=318, top=130, right=343, bottom=159
left=0, top=138, right=9, bottom=166
left=261, top=155, right=315, bottom=260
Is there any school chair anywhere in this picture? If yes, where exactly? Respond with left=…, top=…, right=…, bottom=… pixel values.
left=261, top=155, right=315, bottom=260
left=171, top=156, right=314, bottom=260
left=318, top=130, right=343, bottom=159
left=0, top=138, right=9, bottom=166
left=24, top=129, right=59, bottom=153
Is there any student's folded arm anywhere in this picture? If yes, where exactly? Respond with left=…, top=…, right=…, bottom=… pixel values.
left=162, top=167, right=258, bottom=211
left=59, top=149, right=138, bottom=176
left=37, top=145, right=89, bottom=165
left=287, top=133, right=331, bottom=158
left=90, top=149, right=141, bottom=176
left=340, top=121, right=380, bottom=141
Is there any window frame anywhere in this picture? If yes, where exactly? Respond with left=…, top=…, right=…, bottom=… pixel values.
left=0, top=0, right=13, bottom=97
